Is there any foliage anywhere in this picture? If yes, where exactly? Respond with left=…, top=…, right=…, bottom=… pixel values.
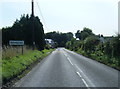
left=84, top=36, right=100, bottom=53
left=66, top=30, right=120, bottom=70
left=45, top=31, right=73, bottom=47
left=75, top=30, right=81, bottom=39
left=2, top=14, right=45, bottom=50
left=2, top=46, right=32, bottom=60
left=2, top=49, right=54, bottom=84
left=104, top=42, right=112, bottom=58
left=75, top=27, right=95, bottom=40
left=110, top=35, right=120, bottom=58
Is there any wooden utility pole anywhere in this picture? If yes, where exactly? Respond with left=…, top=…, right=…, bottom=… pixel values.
left=32, top=0, right=35, bottom=50
left=32, top=0, right=34, bottom=17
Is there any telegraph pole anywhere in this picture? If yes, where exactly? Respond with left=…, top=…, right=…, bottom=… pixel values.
left=32, top=0, right=35, bottom=50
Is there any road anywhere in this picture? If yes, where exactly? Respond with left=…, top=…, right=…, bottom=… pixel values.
left=14, top=48, right=119, bottom=88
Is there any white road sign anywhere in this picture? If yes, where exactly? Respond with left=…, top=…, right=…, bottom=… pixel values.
left=9, top=40, right=24, bottom=46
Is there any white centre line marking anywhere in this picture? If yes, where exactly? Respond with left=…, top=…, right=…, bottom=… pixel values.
left=69, top=60, right=73, bottom=65
left=67, top=57, right=73, bottom=65
left=82, top=79, right=90, bottom=88
left=63, top=53, right=67, bottom=57
left=76, top=72, right=90, bottom=89
left=75, top=64, right=95, bottom=87
left=76, top=72, right=82, bottom=77
left=75, top=64, right=83, bottom=73
left=63, top=52, right=74, bottom=66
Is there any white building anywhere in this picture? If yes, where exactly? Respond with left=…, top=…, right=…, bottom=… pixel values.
left=99, top=36, right=105, bottom=43
left=45, top=39, right=55, bottom=48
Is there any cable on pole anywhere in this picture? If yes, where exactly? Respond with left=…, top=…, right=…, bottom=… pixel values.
left=36, top=1, right=49, bottom=31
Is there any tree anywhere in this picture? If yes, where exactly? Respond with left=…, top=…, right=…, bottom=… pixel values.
left=110, top=34, right=120, bottom=58
left=45, top=31, right=73, bottom=47
left=104, top=42, right=112, bottom=58
left=66, top=41, right=71, bottom=49
left=75, top=30, right=81, bottom=40
left=66, top=32, right=73, bottom=41
left=2, top=14, right=45, bottom=50
left=84, top=36, right=100, bottom=53
left=81, top=27, right=94, bottom=40
left=75, top=27, right=94, bottom=40
left=34, top=16, right=45, bottom=50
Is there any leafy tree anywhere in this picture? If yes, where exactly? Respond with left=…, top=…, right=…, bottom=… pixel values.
left=104, top=42, right=112, bottom=58
left=66, top=32, right=73, bottom=41
left=75, top=30, right=81, bottom=40
left=110, top=34, right=120, bottom=58
left=45, top=31, right=73, bottom=47
left=104, top=34, right=120, bottom=58
left=80, top=31, right=89, bottom=40
left=66, top=41, right=71, bottom=49
left=2, top=14, right=45, bottom=50
left=33, top=16, right=45, bottom=50
left=84, top=36, right=100, bottom=53
left=81, top=27, right=94, bottom=40
left=75, top=27, right=94, bottom=40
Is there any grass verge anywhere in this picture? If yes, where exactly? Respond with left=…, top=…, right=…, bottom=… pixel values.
left=2, top=49, right=54, bottom=87
left=68, top=49, right=119, bottom=70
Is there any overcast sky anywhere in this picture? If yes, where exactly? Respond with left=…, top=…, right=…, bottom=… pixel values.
left=0, top=0, right=119, bottom=36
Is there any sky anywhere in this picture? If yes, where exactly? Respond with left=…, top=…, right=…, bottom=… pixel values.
left=0, top=0, right=119, bottom=36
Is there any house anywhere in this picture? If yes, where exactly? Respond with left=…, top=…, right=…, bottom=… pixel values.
left=99, top=36, right=105, bottom=43
left=99, top=35, right=113, bottom=43
left=104, top=36, right=113, bottom=42
left=45, top=39, right=55, bottom=48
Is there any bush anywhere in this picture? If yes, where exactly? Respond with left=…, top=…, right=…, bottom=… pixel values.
left=84, top=36, right=100, bottom=53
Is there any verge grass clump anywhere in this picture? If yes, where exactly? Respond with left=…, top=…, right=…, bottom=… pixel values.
left=75, top=49, right=119, bottom=70
left=2, top=47, right=54, bottom=84
left=2, top=46, right=32, bottom=60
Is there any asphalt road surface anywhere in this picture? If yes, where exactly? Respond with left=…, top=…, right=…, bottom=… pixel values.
left=14, top=48, right=119, bottom=88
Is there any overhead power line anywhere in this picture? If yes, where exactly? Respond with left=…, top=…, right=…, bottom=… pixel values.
left=36, top=1, right=49, bottom=31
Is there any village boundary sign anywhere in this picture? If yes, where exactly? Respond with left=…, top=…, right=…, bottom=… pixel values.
left=9, top=40, right=24, bottom=46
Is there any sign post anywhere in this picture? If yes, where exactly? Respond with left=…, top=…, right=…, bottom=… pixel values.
left=9, top=40, right=24, bottom=54
left=22, top=46, right=23, bottom=55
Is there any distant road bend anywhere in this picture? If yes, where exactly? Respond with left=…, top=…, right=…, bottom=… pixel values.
left=14, top=48, right=118, bottom=88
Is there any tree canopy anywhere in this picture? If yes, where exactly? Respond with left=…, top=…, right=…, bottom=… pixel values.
left=2, top=14, right=45, bottom=50
left=75, top=27, right=94, bottom=40
left=45, top=31, right=73, bottom=47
